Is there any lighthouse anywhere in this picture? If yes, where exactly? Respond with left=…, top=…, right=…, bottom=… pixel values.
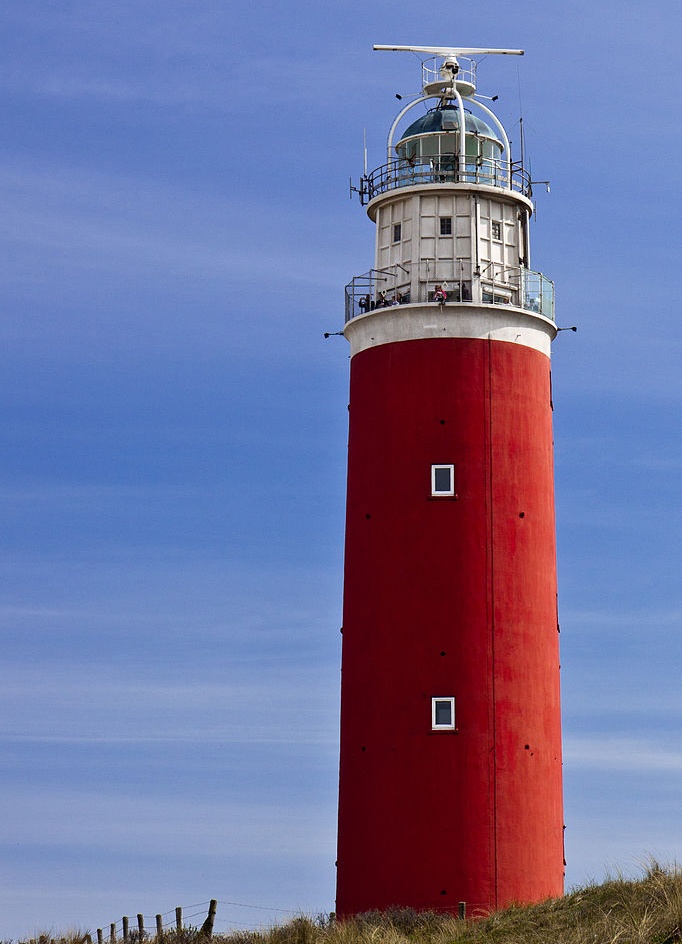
left=335, top=45, right=564, bottom=917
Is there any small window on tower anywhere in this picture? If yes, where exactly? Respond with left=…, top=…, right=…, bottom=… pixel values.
left=431, top=464, right=455, bottom=497
left=491, top=220, right=502, bottom=240
left=440, top=217, right=452, bottom=236
left=393, top=223, right=402, bottom=243
left=432, top=697, right=456, bottom=730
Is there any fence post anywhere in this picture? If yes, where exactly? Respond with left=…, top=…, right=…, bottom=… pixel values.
left=175, top=908, right=182, bottom=931
left=97, top=930, right=103, bottom=944
left=458, top=901, right=466, bottom=920
left=122, top=917, right=129, bottom=941
left=155, top=916, right=163, bottom=940
left=110, top=924, right=117, bottom=944
left=137, top=915, right=145, bottom=937
left=200, top=900, right=217, bottom=938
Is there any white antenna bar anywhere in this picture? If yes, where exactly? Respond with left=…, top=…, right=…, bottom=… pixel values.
left=374, top=45, right=524, bottom=56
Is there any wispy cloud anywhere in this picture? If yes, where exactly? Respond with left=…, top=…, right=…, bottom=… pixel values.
left=0, top=5, right=369, bottom=112
left=0, top=663, right=339, bottom=746
left=1, top=786, right=336, bottom=856
left=0, top=159, right=360, bottom=304
left=561, top=608, right=682, bottom=632
left=564, top=737, right=682, bottom=772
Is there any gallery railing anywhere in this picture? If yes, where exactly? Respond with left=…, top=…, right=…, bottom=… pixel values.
left=344, top=262, right=554, bottom=323
left=359, top=158, right=532, bottom=203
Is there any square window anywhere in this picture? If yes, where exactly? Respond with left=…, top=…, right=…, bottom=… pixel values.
left=432, top=697, right=455, bottom=730
left=491, top=220, right=502, bottom=240
left=439, top=217, right=452, bottom=236
left=393, top=223, right=402, bottom=243
left=431, top=464, right=455, bottom=497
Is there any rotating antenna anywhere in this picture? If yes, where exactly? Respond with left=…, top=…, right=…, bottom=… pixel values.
left=373, top=45, right=524, bottom=56
left=374, top=45, right=523, bottom=98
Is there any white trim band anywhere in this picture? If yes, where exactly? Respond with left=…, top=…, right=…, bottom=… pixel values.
left=344, top=304, right=556, bottom=358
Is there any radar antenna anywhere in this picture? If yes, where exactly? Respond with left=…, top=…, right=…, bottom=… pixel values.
left=374, top=45, right=523, bottom=99
left=373, top=44, right=524, bottom=57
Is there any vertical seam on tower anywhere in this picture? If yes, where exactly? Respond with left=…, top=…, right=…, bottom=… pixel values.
left=482, top=335, right=492, bottom=902
left=487, top=332, right=499, bottom=909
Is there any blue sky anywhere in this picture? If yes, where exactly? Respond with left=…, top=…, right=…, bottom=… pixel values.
left=0, top=0, right=679, bottom=938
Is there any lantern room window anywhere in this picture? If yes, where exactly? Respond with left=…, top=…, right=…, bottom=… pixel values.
left=491, top=220, right=502, bottom=240
left=440, top=217, right=452, bottom=236
left=432, top=697, right=456, bottom=730
left=431, top=464, right=455, bottom=496
left=393, top=223, right=402, bottom=243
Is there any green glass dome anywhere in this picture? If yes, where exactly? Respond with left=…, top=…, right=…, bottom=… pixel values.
left=399, top=106, right=500, bottom=142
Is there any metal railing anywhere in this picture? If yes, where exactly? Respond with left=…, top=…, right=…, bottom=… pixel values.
left=344, top=262, right=554, bottom=323
left=421, top=55, right=477, bottom=92
left=360, top=158, right=531, bottom=203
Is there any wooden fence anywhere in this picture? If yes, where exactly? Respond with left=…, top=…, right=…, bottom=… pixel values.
left=95, top=900, right=217, bottom=943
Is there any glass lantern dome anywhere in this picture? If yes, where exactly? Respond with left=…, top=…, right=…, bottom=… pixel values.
left=396, top=104, right=503, bottom=171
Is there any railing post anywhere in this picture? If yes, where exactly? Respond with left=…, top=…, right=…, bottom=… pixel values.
left=472, top=267, right=483, bottom=306
left=200, top=900, right=217, bottom=938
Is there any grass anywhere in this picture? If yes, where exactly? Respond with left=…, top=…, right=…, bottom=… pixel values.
left=8, top=862, right=681, bottom=944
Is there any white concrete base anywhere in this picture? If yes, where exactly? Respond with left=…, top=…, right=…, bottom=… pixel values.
left=343, top=303, right=556, bottom=359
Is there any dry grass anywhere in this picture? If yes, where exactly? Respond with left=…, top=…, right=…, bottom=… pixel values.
left=10, top=862, right=681, bottom=944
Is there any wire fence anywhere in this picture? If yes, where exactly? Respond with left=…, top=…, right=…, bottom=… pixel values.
left=92, top=899, right=307, bottom=943
left=95, top=901, right=217, bottom=943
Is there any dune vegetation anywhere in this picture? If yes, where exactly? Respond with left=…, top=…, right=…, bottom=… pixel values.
left=11, top=862, right=681, bottom=944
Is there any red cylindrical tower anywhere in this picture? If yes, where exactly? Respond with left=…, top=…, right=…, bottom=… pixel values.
left=336, top=46, right=563, bottom=918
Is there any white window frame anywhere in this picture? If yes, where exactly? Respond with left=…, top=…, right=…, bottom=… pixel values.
left=432, top=696, right=456, bottom=730
left=431, top=464, right=455, bottom=497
